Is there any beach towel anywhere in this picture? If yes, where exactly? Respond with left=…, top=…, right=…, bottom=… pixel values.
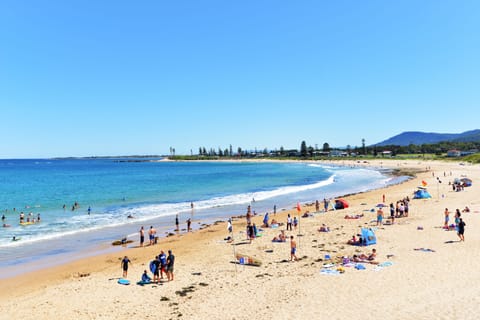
left=355, top=264, right=366, bottom=270
left=414, top=248, right=435, bottom=252
left=373, top=261, right=394, bottom=271
left=322, top=263, right=336, bottom=268
left=320, top=269, right=341, bottom=275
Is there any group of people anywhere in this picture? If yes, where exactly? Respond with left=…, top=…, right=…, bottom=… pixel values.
left=121, top=250, right=175, bottom=283
left=444, top=208, right=467, bottom=241
left=19, top=212, right=41, bottom=224
left=139, top=226, right=158, bottom=246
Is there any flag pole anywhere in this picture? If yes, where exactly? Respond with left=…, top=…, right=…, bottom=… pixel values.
left=229, top=218, right=237, bottom=277
left=296, top=202, right=301, bottom=250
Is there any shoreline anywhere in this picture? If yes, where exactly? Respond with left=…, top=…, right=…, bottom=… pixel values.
left=0, top=160, right=396, bottom=277
left=1, top=159, right=479, bottom=319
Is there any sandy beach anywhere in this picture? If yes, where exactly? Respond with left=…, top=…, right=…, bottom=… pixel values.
left=1, top=159, right=479, bottom=320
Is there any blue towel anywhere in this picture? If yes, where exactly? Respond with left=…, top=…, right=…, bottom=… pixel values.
left=355, top=264, right=366, bottom=270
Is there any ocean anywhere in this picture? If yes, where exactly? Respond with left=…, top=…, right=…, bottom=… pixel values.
left=0, top=158, right=406, bottom=277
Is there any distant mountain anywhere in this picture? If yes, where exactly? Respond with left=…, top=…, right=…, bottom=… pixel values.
left=375, top=130, right=480, bottom=146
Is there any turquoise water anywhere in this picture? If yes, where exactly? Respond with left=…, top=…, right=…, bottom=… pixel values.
left=0, top=159, right=403, bottom=275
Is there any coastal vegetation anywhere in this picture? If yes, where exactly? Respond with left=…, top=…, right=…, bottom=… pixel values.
left=168, top=140, right=480, bottom=163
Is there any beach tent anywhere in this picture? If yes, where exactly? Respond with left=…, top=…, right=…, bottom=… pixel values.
left=413, top=187, right=432, bottom=199
left=334, top=198, right=349, bottom=210
left=361, top=228, right=376, bottom=246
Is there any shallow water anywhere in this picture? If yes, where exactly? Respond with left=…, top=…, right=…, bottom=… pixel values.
left=0, top=159, right=407, bottom=277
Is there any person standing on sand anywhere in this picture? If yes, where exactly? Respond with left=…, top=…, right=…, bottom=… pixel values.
left=389, top=203, right=395, bottom=224
left=175, top=214, right=179, bottom=231
left=139, top=226, right=145, bottom=247
left=376, top=207, right=384, bottom=226
left=187, top=218, right=191, bottom=232
left=166, top=250, right=175, bottom=281
left=457, top=218, right=466, bottom=241
left=152, top=255, right=161, bottom=283
left=149, top=226, right=156, bottom=245
left=121, top=256, right=132, bottom=277
left=324, top=198, right=329, bottom=212
left=286, top=214, right=292, bottom=231
left=159, top=250, right=167, bottom=279
left=315, top=200, right=320, bottom=212
left=444, top=208, right=450, bottom=229
left=290, top=236, right=297, bottom=261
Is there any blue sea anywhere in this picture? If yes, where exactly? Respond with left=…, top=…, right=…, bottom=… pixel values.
left=0, top=158, right=406, bottom=277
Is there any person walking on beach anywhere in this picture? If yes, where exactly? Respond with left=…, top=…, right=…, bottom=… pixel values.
left=457, top=218, right=466, bottom=241
left=323, top=198, right=329, bottom=212
left=121, top=256, right=132, bottom=277
left=187, top=218, right=191, bottom=232
left=290, top=236, right=298, bottom=261
left=166, top=250, right=175, bottom=281
left=175, top=214, right=179, bottom=231
left=149, top=226, right=156, bottom=245
left=315, top=200, right=320, bottom=212
left=139, top=226, right=145, bottom=247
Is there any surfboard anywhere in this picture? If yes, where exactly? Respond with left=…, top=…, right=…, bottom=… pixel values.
left=117, top=278, right=130, bottom=285
left=235, top=254, right=262, bottom=267
left=149, top=260, right=157, bottom=274
left=136, top=280, right=152, bottom=286
left=20, top=222, right=34, bottom=226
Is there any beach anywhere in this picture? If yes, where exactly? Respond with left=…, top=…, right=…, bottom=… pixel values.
left=1, top=159, right=479, bottom=320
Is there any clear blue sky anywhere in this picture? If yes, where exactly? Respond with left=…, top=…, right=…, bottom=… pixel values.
left=1, top=0, right=479, bottom=158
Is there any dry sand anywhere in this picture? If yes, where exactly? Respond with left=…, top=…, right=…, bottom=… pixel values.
left=1, top=159, right=479, bottom=320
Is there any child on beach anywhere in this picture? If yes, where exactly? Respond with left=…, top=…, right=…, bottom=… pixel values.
left=457, top=218, right=466, bottom=241
left=444, top=208, right=450, bottom=229
left=141, top=270, right=151, bottom=283
left=290, top=236, right=297, bottom=261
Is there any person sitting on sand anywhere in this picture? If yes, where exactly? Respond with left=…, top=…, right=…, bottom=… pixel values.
left=345, top=214, right=363, bottom=219
left=272, top=230, right=286, bottom=242
left=347, top=235, right=357, bottom=245
left=354, top=248, right=378, bottom=263
left=462, top=206, right=470, bottom=213
left=141, top=270, right=151, bottom=283
left=318, top=224, right=330, bottom=232
left=348, top=234, right=364, bottom=246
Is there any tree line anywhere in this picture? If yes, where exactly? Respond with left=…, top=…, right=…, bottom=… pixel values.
left=169, top=139, right=480, bottom=160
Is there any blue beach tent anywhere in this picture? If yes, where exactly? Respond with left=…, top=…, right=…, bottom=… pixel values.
left=413, top=187, right=432, bottom=199
left=361, top=228, right=377, bottom=246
